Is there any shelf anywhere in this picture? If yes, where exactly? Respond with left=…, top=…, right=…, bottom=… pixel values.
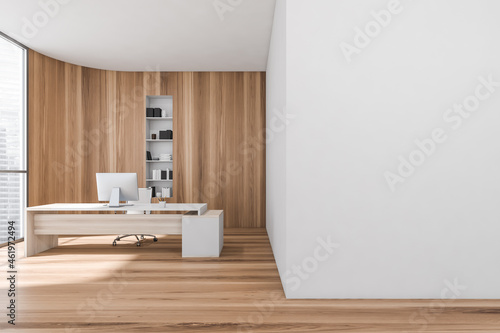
left=146, top=117, right=173, bottom=120
left=146, top=139, right=173, bottom=142
left=146, top=179, right=173, bottom=182
left=148, top=96, right=173, bottom=100
left=147, top=160, right=173, bottom=163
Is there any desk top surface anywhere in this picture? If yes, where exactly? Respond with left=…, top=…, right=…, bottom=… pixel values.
left=27, top=203, right=208, bottom=214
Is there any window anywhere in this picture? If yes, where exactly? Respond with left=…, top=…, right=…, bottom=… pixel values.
left=0, top=34, right=27, bottom=245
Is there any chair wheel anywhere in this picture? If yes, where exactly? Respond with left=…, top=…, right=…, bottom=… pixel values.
left=112, top=241, right=117, bottom=246
left=136, top=242, right=141, bottom=247
left=153, top=238, right=158, bottom=242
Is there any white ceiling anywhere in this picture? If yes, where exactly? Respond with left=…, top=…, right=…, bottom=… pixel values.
left=0, top=0, right=276, bottom=71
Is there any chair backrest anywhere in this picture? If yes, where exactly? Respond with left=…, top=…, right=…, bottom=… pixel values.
left=127, top=188, right=152, bottom=215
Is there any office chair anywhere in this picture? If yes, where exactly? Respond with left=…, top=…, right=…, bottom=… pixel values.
left=112, top=188, right=158, bottom=247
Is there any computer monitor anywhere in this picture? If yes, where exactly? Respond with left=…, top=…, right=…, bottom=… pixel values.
left=96, top=173, right=139, bottom=207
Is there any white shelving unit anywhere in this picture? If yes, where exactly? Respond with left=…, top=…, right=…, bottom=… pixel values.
left=146, top=95, right=173, bottom=198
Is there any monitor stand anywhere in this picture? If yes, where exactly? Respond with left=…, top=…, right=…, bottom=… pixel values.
left=109, top=187, right=121, bottom=207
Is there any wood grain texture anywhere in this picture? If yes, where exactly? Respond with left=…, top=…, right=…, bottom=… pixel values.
left=28, top=51, right=266, bottom=227
left=1, top=230, right=500, bottom=332
left=33, top=214, right=183, bottom=235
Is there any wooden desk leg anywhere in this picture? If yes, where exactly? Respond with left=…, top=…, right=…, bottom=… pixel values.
left=25, top=211, right=59, bottom=257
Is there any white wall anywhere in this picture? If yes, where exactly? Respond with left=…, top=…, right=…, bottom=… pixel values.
left=270, top=0, right=500, bottom=298
left=266, top=0, right=288, bottom=282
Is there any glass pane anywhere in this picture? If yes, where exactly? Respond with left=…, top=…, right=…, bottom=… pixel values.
left=0, top=35, right=26, bottom=244
left=0, top=173, right=24, bottom=243
left=0, top=36, right=25, bottom=171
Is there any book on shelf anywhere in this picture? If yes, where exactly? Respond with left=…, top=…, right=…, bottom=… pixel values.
left=162, top=187, right=171, bottom=198
left=149, top=186, right=156, bottom=197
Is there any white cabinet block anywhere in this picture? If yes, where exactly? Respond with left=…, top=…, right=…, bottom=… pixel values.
left=182, top=210, right=223, bottom=257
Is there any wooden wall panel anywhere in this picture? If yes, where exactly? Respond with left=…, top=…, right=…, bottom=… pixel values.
left=28, top=51, right=266, bottom=228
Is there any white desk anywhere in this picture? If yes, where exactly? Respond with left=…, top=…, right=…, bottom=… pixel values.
left=25, top=203, right=217, bottom=257
left=27, top=203, right=207, bottom=215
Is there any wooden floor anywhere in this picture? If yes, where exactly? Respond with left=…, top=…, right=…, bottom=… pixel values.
left=1, top=229, right=499, bottom=332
